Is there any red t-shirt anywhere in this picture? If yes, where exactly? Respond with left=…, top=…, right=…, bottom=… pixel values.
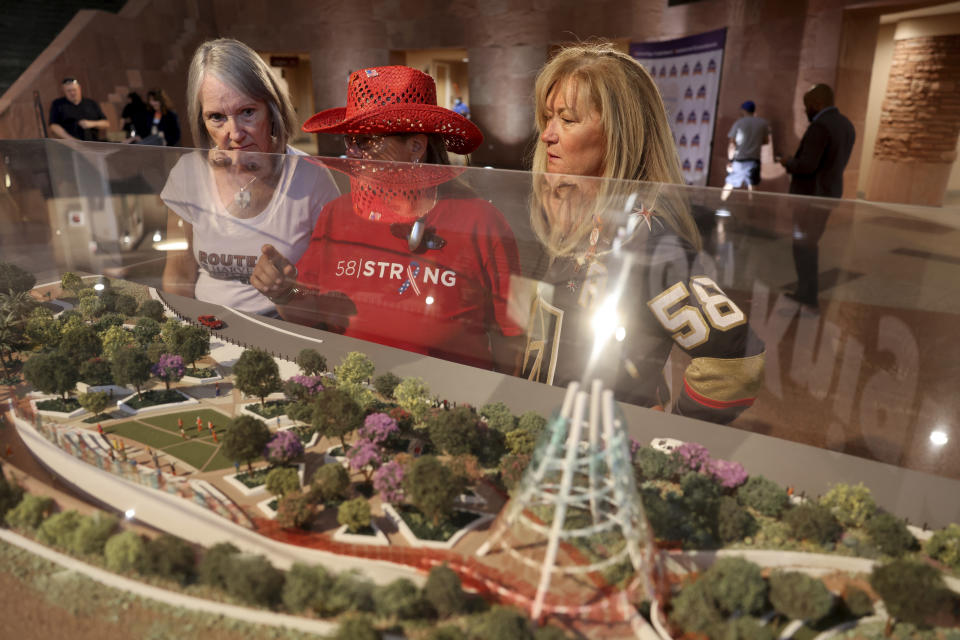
left=295, top=194, right=522, bottom=369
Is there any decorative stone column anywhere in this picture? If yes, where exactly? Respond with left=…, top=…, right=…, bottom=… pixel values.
left=866, top=33, right=960, bottom=206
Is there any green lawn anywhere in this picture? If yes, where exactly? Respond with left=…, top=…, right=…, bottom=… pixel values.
left=164, top=441, right=218, bottom=470
left=141, top=409, right=231, bottom=434
left=202, top=448, right=235, bottom=472
left=106, top=421, right=182, bottom=449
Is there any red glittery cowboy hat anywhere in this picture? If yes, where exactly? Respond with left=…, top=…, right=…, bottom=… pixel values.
left=302, top=65, right=483, bottom=155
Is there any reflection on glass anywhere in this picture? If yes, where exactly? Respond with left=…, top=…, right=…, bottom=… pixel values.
left=930, top=430, right=949, bottom=447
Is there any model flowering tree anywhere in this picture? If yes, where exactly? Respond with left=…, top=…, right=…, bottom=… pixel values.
left=373, top=460, right=404, bottom=504
left=151, top=353, right=185, bottom=391
left=359, top=412, right=398, bottom=444
left=283, top=375, right=324, bottom=402
left=264, top=430, right=305, bottom=465
left=347, top=438, right=382, bottom=483
left=675, top=442, right=747, bottom=490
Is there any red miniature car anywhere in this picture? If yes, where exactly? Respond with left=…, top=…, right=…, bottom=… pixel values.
left=197, top=314, right=224, bottom=329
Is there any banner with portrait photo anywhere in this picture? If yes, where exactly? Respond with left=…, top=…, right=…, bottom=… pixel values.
left=630, top=28, right=726, bottom=187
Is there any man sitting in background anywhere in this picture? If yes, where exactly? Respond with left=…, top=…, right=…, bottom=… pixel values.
left=49, top=77, right=109, bottom=141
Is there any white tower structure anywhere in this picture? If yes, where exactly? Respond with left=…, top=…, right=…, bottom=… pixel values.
left=477, top=379, right=657, bottom=620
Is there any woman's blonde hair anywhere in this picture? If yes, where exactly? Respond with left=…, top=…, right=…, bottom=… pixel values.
left=187, top=38, right=297, bottom=153
left=531, top=42, right=699, bottom=257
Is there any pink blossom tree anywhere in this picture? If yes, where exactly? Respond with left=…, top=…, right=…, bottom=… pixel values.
left=347, top=437, right=382, bottom=483
left=359, top=412, right=398, bottom=444
left=373, top=460, right=405, bottom=504
left=264, top=430, right=305, bottom=466
left=151, top=353, right=185, bottom=391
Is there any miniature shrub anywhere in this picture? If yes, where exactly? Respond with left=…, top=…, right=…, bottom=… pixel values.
left=784, top=503, right=842, bottom=546
left=469, top=605, right=533, bottom=640
left=705, top=617, right=775, bottom=640
left=323, top=570, right=375, bottom=615
left=282, top=562, right=332, bottom=613
left=276, top=490, right=315, bottom=529
left=473, top=422, right=507, bottom=466
left=404, top=456, right=464, bottom=526
left=197, top=541, right=240, bottom=590
left=68, top=512, right=118, bottom=556
left=139, top=534, right=195, bottom=585
left=505, top=428, right=538, bottom=456
left=669, top=577, right=722, bottom=634
left=338, top=497, right=372, bottom=533
left=265, top=467, right=300, bottom=498
left=533, top=627, right=571, bottom=640
left=0, top=472, right=25, bottom=525
left=373, top=372, right=401, bottom=398
left=36, top=509, right=83, bottom=548
left=295, top=348, right=327, bottom=376
left=634, top=447, right=682, bottom=481
left=5, top=494, right=54, bottom=531
left=225, top=553, right=284, bottom=606
left=679, top=472, right=721, bottom=548
left=842, top=586, right=874, bottom=618
left=480, top=402, right=516, bottom=433
left=424, top=564, right=467, bottom=618
left=717, top=496, right=758, bottom=543
left=768, top=571, right=834, bottom=621
left=310, top=463, right=350, bottom=503
left=926, top=523, right=960, bottom=571
left=820, top=482, right=877, bottom=528
left=865, top=512, right=916, bottom=557
left=333, top=615, right=379, bottom=640
left=704, top=556, right=767, bottom=616
left=736, top=475, right=789, bottom=517
left=137, top=299, right=165, bottom=322
left=870, top=558, right=953, bottom=627
left=104, top=530, right=146, bottom=573
left=499, top=454, right=530, bottom=493
left=427, top=406, right=480, bottom=456
left=373, top=577, right=425, bottom=619
left=79, top=357, right=113, bottom=386
left=427, top=626, right=467, bottom=640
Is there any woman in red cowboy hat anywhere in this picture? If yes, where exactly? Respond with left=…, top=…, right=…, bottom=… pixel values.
left=251, top=65, right=523, bottom=372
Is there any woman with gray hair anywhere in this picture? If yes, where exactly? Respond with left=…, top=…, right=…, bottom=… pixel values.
left=161, top=38, right=337, bottom=315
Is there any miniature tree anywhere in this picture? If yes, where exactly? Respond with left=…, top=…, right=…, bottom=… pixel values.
left=717, top=495, right=757, bottom=543
left=374, top=577, right=425, bottom=620
left=92, top=312, right=124, bottom=333
left=282, top=562, right=332, bottom=613
left=197, top=542, right=240, bottom=590
left=137, top=299, right=165, bottom=322
left=0, top=261, right=36, bottom=294
left=311, top=387, right=364, bottom=451
left=470, top=606, right=534, bottom=640
left=100, top=325, right=135, bottom=361
left=264, top=430, right=304, bottom=466
left=265, top=467, right=300, bottom=498
left=77, top=391, right=110, bottom=418
left=424, top=564, right=467, bottom=618
left=784, top=503, right=843, bottom=546
left=333, top=616, right=379, bottom=640
left=447, top=453, right=484, bottom=485
left=736, top=475, right=790, bottom=517
left=865, top=511, right=916, bottom=557
left=78, top=294, right=106, bottom=320
left=926, top=523, right=960, bottom=570
left=0, top=471, right=25, bottom=524
left=113, top=293, right=139, bottom=317
left=139, top=533, right=196, bottom=585
left=679, top=472, right=722, bottom=547
left=768, top=571, right=834, bottom=622
left=58, top=324, right=102, bottom=366
left=111, top=344, right=152, bottom=399
left=373, top=460, right=405, bottom=504
left=336, top=351, right=375, bottom=385
left=480, top=402, right=515, bottom=433
left=870, top=558, right=953, bottom=628
left=60, top=272, right=84, bottom=297
left=5, top=493, right=54, bottom=531
left=499, top=454, right=530, bottom=493
left=706, top=618, right=774, bottom=640
left=68, top=511, right=118, bottom=556
left=505, top=428, right=538, bottom=456
left=79, top=357, right=113, bottom=386
left=221, top=415, right=272, bottom=472
left=151, top=353, right=185, bottom=391
left=427, top=627, right=467, bottom=640
left=403, top=455, right=463, bottom=525
left=820, top=482, right=877, bottom=528
left=361, top=412, right=399, bottom=444
left=24, top=307, right=61, bottom=350
left=338, top=497, right=372, bottom=533
left=176, top=324, right=210, bottom=369
left=704, top=556, right=767, bottom=617
left=842, top=586, right=874, bottom=618
left=669, top=576, right=724, bottom=634
left=283, top=375, right=324, bottom=402
left=224, top=554, right=284, bottom=606
left=276, top=489, right=315, bottom=529
left=36, top=509, right=83, bottom=548
left=373, top=371, right=401, bottom=398
left=310, top=463, right=351, bottom=503
left=104, top=530, right=146, bottom=572
left=233, top=348, right=281, bottom=406
left=705, top=458, right=748, bottom=490
left=133, top=317, right=161, bottom=346
left=323, top=570, right=376, bottom=616
left=634, top=447, right=682, bottom=481
left=23, top=351, right=79, bottom=399
left=427, top=405, right=480, bottom=456
left=348, top=437, right=383, bottom=484
left=295, top=348, right=327, bottom=376
left=394, top=376, right=432, bottom=425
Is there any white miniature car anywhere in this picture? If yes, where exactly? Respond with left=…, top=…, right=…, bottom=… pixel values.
left=650, top=437, right=685, bottom=453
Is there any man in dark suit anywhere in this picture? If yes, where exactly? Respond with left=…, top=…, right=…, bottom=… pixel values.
left=778, top=84, right=855, bottom=310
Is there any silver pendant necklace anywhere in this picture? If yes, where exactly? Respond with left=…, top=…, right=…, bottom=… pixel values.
left=234, top=176, right=257, bottom=208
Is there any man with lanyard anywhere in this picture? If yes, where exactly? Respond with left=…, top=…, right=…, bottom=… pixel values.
left=721, top=100, right=769, bottom=201
left=49, top=77, right=109, bottom=141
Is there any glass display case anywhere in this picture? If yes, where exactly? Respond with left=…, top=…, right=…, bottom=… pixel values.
left=1, top=139, right=958, bottom=636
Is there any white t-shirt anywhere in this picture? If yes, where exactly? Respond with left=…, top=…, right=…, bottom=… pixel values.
left=161, top=146, right=339, bottom=314
left=728, top=116, right=769, bottom=161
